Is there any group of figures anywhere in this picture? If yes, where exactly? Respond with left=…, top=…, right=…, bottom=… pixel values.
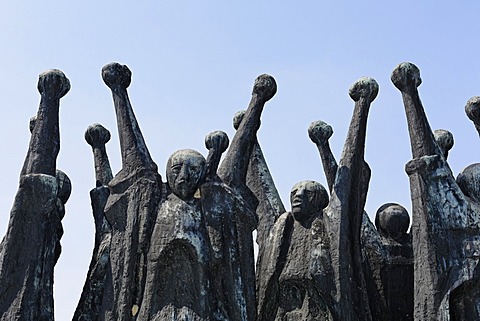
left=1, top=61, right=480, bottom=320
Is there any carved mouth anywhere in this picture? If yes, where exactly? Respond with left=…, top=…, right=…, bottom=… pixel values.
left=292, top=199, right=303, bottom=206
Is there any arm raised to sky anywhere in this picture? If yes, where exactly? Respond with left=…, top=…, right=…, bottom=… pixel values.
left=74, top=124, right=113, bottom=321
left=205, top=130, right=229, bottom=182
left=85, top=123, right=114, bottom=187
left=233, top=109, right=286, bottom=246
left=391, top=63, right=441, bottom=159
left=308, top=120, right=338, bottom=193
left=0, top=69, right=70, bottom=321
left=101, top=62, right=158, bottom=179
left=101, top=63, right=162, bottom=321
left=392, top=62, right=480, bottom=320
left=326, top=77, right=378, bottom=321
left=21, top=70, right=70, bottom=177
left=218, top=74, right=277, bottom=189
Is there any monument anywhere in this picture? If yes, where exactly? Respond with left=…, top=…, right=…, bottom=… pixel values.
left=1, top=62, right=480, bottom=320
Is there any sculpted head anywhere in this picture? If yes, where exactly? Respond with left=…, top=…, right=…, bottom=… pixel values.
left=375, top=203, right=410, bottom=238
left=434, top=129, right=454, bottom=159
left=166, top=149, right=206, bottom=200
left=290, top=180, right=329, bottom=223
left=457, top=164, right=480, bottom=203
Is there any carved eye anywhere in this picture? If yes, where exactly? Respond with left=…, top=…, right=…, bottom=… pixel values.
left=290, top=189, right=297, bottom=197
left=171, top=164, right=182, bottom=175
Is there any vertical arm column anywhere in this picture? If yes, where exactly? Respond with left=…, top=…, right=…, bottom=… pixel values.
left=308, top=120, right=338, bottom=193
left=85, top=123, right=114, bottom=187
left=328, top=77, right=378, bottom=321
left=101, top=63, right=158, bottom=176
left=218, top=74, right=277, bottom=187
left=21, top=70, right=70, bottom=176
left=205, top=131, right=229, bottom=182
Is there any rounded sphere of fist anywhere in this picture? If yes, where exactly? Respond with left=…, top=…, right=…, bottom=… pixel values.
left=233, top=110, right=246, bottom=130
left=391, top=62, right=422, bottom=91
left=253, top=74, right=277, bottom=102
left=85, top=123, right=111, bottom=147
left=308, top=120, right=333, bottom=145
left=433, top=129, right=454, bottom=154
left=205, top=130, right=229, bottom=153
left=37, top=69, right=70, bottom=99
left=465, top=96, right=480, bottom=124
left=349, top=77, right=379, bottom=102
left=102, top=62, right=132, bottom=89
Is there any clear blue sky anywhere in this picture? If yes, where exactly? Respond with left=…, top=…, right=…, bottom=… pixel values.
left=1, top=1, right=479, bottom=319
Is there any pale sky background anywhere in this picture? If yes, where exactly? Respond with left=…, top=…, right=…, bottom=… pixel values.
left=1, top=1, right=480, bottom=319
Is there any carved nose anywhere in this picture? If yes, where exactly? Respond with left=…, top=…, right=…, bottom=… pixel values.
left=177, top=165, right=189, bottom=182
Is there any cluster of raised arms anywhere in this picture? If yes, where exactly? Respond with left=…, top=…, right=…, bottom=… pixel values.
left=1, top=62, right=480, bottom=321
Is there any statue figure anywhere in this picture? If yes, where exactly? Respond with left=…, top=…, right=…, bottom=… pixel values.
left=74, top=124, right=114, bottom=321
left=307, top=77, right=377, bottom=320
left=363, top=203, right=413, bottom=321
left=100, top=63, right=163, bottom=321
left=309, top=119, right=414, bottom=320
left=0, top=70, right=70, bottom=320
left=92, top=62, right=276, bottom=320
left=201, top=74, right=276, bottom=321
left=392, top=62, right=480, bottom=320
left=138, top=149, right=211, bottom=320
left=256, top=180, right=334, bottom=320
left=230, top=109, right=286, bottom=303
left=255, top=77, right=378, bottom=320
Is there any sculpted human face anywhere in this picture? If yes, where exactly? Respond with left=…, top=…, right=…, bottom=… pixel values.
left=290, top=180, right=328, bottom=223
left=166, top=149, right=206, bottom=200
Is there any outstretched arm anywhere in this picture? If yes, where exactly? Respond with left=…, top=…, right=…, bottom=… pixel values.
left=85, top=123, right=114, bottom=187
left=233, top=110, right=285, bottom=244
left=218, top=74, right=277, bottom=188
left=102, top=63, right=158, bottom=177
left=391, top=63, right=441, bottom=159
left=327, top=77, right=378, bottom=321
left=21, top=70, right=70, bottom=176
left=308, top=120, right=338, bottom=193
left=204, top=131, right=229, bottom=182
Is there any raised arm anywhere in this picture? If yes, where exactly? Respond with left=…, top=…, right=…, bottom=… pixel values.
left=21, top=70, right=70, bottom=176
left=85, top=123, right=114, bottom=187
left=233, top=109, right=285, bottom=243
left=392, top=62, right=480, bottom=320
left=218, top=74, right=277, bottom=188
left=204, top=130, right=229, bottom=182
left=308, top=120, right=338, bottom=193
left=102, top=63, right=158, bottom=177
left=101, top=63, right=162, bottom=321
left=391, top=62, right=442, bottom=159
left=327, top=77, right=378, bottom=321
left=0, top=69, right=70, bottom=321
